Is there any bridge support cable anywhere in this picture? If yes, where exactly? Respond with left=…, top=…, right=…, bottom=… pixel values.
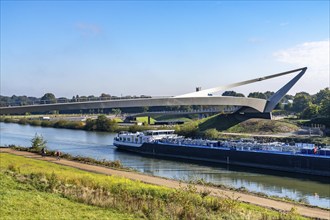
left=263, top=67, right=307, bottom=112
left=175, top=67, right=307, bottom=98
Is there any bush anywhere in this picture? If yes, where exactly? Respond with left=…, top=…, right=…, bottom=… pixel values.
left=176, top=122, right=199, bottom=138
left=128, top=125, right=144, bottom=133
left=204, top=129, right=219, bottom=140
left=18, top=118, right=28, bottom=125
left=4, top=118, right=15, bottom=123
left=41, top=121, right=53, bottom=127
left=30, top=133, right=47, bottom=151
left=29, top=120, right=41, bottom=126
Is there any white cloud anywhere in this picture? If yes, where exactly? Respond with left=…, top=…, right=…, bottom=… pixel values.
left=273, top=40, right=330, bottom=93
left=274, top=40, right=329, bottom=66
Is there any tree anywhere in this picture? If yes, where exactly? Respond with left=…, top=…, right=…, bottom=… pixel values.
left=100, top=93, right=111, bottom=100
left=204, top=129, right=219, bottom=139
left=284, top=102, right=293, bottom=111
left=284, top=94, right=294, bottom=101
left=296, top=92, right=311, bottom=97
left=40, top=93, right=56, bottom=104
left=248, top=92, right=267, bottom=99
left=320, top=95, right=330, bottom=118
left=80, top=96, right=88, bottom=101
left=314, top=88, right=330, bottom=105
left=31, top=133, right=47, bottom=150
left=275, top=102, right=284, bottom=110
left=222, top=91, right=245, bottom=97
left=176, top=122, right=199, bottom=137
left=95, top=115, right=117, bottom=132
left=301, top=103, right=319, bottom=119
left=264, top=91, right=275, bottom=99
left=292, top=93, right=311, bottom=113
left=112, top=108, right=122, bottom=116
left=96, top=115, right=109, bottom=131
left=85, top=118, right=96, bottom=131
left=57, top=97, right=68, bottom=103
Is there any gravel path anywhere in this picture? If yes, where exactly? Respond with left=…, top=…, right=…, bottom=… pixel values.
left=1, top=148, right=329, bottom=219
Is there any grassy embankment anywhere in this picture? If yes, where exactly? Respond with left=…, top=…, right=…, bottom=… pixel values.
left=0, top=172, right=138, bottom=220
left=197, top=114, right=299, bottom=133
left=9, top=145, right=325, bottom=207
left=0, top=153, right=306, bottom=220
left=175, top=114, right=298, bottom=137
left=175, top=114, right=330, bottom=145
left=136, top=116, right=156, bottom=124
left=153, top=115, right=194, bottom=123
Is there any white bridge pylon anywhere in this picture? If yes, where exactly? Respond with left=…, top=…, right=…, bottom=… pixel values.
left=175, top=67, right=307, bottom=98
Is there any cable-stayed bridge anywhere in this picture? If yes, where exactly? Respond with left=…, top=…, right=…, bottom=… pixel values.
left=0, top=67, right=307, bottom=118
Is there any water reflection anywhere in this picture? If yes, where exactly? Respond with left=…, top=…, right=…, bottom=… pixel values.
left=0, top=122, right=329, bottom=208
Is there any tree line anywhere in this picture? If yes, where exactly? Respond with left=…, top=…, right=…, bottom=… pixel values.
left=0, top=93, right=151, bottom=107
left=222, top=88, right=330, bottom=119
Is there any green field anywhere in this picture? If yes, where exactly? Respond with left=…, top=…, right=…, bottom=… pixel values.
left=0, top=153, right=307, bottom=220
left=136, top=116, right=156, bottom=124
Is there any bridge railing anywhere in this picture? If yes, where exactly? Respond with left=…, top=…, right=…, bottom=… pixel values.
left=2, top=96, right=174, bottom=107
left=129, top=106, right=240, bottom=116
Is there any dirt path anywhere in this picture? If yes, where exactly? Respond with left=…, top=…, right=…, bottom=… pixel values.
left=1, top=148, right=329, bottom=219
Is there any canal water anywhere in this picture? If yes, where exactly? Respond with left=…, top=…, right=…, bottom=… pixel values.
left=0, top=122, right=329, bottom=208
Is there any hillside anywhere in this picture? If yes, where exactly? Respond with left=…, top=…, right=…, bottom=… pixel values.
left=198, top=114, right=299, bottom=133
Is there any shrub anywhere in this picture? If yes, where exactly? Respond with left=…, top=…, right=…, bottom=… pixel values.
left=204, top=128, right=219, bottom=140
left=18, top=118, right=28, bottom=125
left=29, top=120, right=41, bottom=126
left=41, top=120, right=53, bottom=127
left=30, top=133, right=47, bottom=151
left=4, top=118, right=15, bottom=123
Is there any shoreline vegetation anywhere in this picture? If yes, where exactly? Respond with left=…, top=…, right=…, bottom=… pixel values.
left=2, top=145, right=329, bottom=212
left=1, top=114, right=329, bottom=146
left=0, top=149, right=314, bottom=220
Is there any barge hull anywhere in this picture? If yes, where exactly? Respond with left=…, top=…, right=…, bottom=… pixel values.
left=115, top=143, right=330, bottom=177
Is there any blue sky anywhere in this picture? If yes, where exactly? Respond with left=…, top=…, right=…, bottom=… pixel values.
left=1, top=1, right=329, bottom=98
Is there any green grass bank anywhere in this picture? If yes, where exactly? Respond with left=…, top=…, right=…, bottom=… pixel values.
left=0, top=153, right=308, bottom=220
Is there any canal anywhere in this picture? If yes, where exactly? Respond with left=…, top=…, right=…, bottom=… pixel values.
left=0, top=122, right=329, bottom=208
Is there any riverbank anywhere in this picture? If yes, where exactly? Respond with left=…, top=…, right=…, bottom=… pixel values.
left=5, top=144, right=328, bottom=208
left=2, top=115, right=329, bottom=146
left=1, top=148, right=329, bottom=219
left=2, top=121, right=330, bottom=208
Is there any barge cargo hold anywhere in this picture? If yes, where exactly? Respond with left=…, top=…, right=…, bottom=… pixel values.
left=113, top=130, right=330, bottom=177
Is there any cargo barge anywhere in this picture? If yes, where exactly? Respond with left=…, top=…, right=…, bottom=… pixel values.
left=113, top=130, right=330, bottom=177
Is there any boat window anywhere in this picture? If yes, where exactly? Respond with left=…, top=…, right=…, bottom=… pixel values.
left=135, top=138, right=138, bottom=143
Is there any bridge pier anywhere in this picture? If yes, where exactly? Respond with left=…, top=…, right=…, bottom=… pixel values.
left=148, top=116, right=151, bottom=125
